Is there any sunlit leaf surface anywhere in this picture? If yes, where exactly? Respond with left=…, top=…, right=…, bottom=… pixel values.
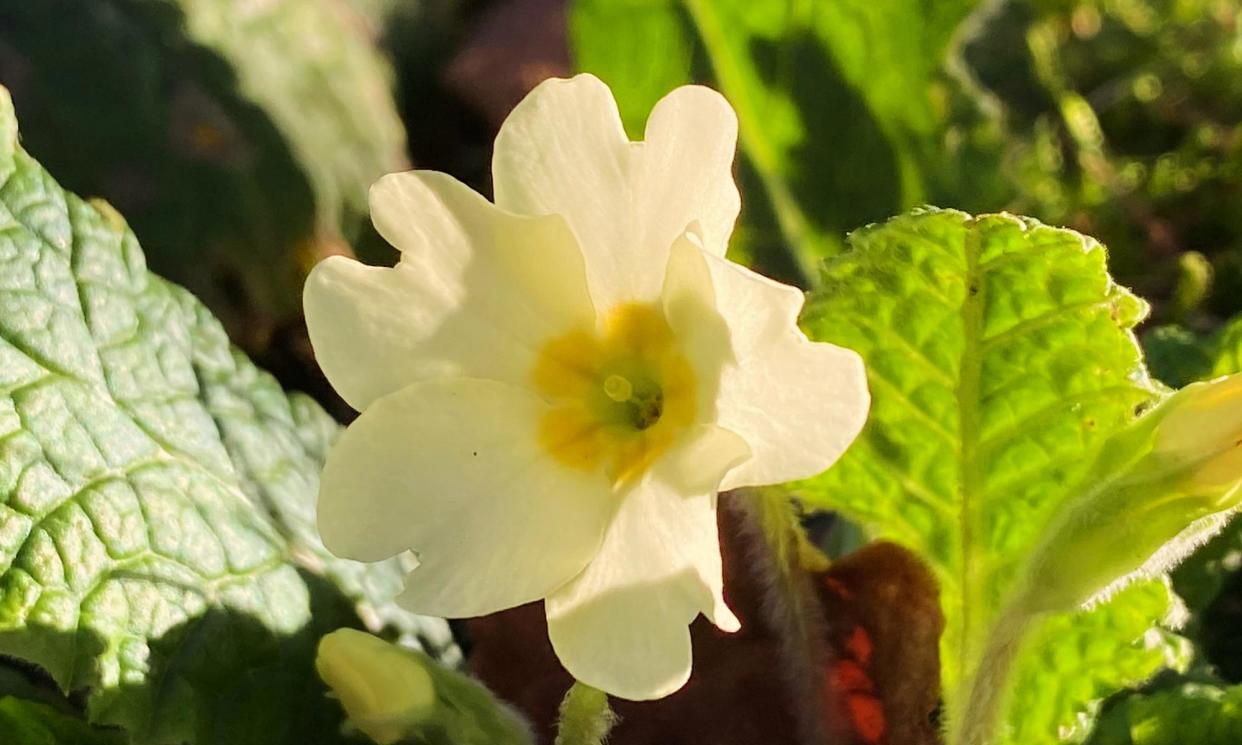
left=0, top=87, right=452, bottom=745
left=796, top=208, right=1187, bottom=744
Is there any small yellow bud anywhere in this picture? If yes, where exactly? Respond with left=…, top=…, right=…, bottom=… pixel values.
left=316, top=629, right=436, bottom=745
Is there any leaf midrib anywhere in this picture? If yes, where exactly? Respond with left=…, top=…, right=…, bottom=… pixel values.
left=954, top=218, right=985, bottom=692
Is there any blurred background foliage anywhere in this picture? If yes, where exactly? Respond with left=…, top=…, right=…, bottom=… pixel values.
left=6, top=0, right=1242, bottom=741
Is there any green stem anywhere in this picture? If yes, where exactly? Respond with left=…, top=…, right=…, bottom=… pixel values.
left=726, top=488, right=832, bottom=743
left=553, top=682, right=615, bottom=745
left=947, top=602, right=1034, bottom=745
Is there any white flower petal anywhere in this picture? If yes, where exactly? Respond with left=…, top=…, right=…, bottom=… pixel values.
left=641, top=85, right=740, bottom=258
left=304, top=171, right=594, bottom=411
left=699, top=254, right=871, bottom=489
left=545, top=425, right=746, bottom=700
left=318, top=377, right=613, bottom=618
left=654, top=425, right=751, bottom=522
left=661, top=227, right=730, bottom=420
left=492, top=75, right=739, bottom=309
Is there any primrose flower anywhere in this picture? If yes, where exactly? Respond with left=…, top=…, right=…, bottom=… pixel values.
left=305, top=74, right=870, bottom=700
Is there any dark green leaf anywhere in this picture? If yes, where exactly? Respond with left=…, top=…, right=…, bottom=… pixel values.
left=0, top=0, right=407, bottom=331
left=0, top=697, right=125, bottom=745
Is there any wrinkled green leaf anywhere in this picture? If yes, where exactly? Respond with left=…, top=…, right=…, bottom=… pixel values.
left=795, top=209, right=1186, bottom=743
left=570, top=0, right=1002, bottom=282
left=0, top=87, right=453, bottom=744
left=1086, top=681, right=1242, bottom=745
left=0, top=0, right=407, bottom=329
left=0, top=696, right=125, bottom=745
left=1005, top=582, right=1190, bottom=744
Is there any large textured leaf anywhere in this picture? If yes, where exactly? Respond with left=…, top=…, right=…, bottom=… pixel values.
left=1004, top=582, right=1189, bottom=745
left=569, top=0, right=1001, bottom=282
left=0, top=87, right=452, bottom=744
left=0, top=0, right=407, bottom=331
left=795, top=209, right=1186, bottom=743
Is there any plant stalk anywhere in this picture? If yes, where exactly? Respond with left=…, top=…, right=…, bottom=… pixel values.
left=553, top=682, right=615, bottom=745
left=947, top=602, right=1033, bottom=745
left=726, top=488, right=836, bottom=745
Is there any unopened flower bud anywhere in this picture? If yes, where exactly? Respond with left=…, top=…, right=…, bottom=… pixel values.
left=316, top=629, right=435, bottom=744
left=1153, top=374, right=1242, bottom=496
left=1017, top=374, right=1242, bottom=615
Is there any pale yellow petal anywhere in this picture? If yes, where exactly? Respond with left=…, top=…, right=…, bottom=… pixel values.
left=661, top=227, right=731, bottom=420
left=698, top=253, right=870, bottom=489
left=304, top=171, right=594, bottom=411
left=318, top=378, right=613, bottom=618
left=545, top=425, right=746, bottom=700
left=493, top=75, right=739, bottom=309
left=640, top=85, right=739, bottom=258
left=316, top=629, right=435, bottom=745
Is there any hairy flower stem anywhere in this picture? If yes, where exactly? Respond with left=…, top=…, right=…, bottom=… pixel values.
left=726, top=488, right=836, bottom=745
left=554, top=682, right=616, bottom=745
left=948, top=603, right=1033, bottom=745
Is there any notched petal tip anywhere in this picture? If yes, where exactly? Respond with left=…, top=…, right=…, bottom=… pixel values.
left=530, top=72, right=615, bottom=99
left=646, top=83, right=739, bottom=146
left=546, top=576, right=697, bottom=701
left=711, top=604, right=742, bottom=634
left=694, top=251, right=872, bottom=489
left=829, top=342, right=873, bottom=438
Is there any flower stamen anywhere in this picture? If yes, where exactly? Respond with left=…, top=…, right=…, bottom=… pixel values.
left=603, top=374, right=633, bottom=403
left=533, top=303, right=695, bottom=485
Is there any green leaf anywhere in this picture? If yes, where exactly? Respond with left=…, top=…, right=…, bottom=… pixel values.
left=1143, top=315, right=1242, bottom=390
left=1207, top=318, right=1242, bottom=378
left=0, top=86, right=453, bottom=744
left=1142, top=325, right=1214, bottom=389
left=1085, top=681, right=1242, bottom=745
left=1004, top=581, right=1191, bottom=745
left=795, top=209, right=1186, bottom=744
left=569, top=0, right=1002, bottom=282
left=0, top=697, right=125, bottom=745
left=0, top=0, right=407, bottom=326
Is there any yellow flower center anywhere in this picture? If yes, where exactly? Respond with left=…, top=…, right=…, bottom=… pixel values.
left=532, top=303, right=696, bottom=487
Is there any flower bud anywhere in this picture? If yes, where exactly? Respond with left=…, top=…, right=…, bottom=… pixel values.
left=316, top=629, right=435, bottom=745
left=1153, top=374, right=1242, bottom=496
left=316, top=628, right=533, bottom=745
left=1016, top=374, right=1242, bottom=615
